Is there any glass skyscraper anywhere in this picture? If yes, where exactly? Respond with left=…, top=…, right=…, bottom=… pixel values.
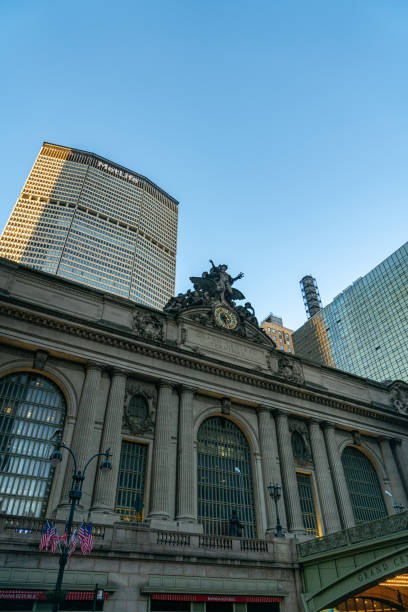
left=293, top=242, right=408, bottom=383
left=0, top=142, right=178, bottom=309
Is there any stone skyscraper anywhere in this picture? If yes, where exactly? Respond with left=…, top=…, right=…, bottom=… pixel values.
left=0, top=142, right=178, bottom=309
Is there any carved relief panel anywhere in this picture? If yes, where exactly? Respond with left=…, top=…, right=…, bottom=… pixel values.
left=122, top=379, right=157, bottom=437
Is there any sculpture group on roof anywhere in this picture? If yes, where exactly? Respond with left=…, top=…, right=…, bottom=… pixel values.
left=164, top=259, right=259, bottom=327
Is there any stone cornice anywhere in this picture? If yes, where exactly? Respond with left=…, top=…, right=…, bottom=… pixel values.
left=0, top=300, right=403, bottom=426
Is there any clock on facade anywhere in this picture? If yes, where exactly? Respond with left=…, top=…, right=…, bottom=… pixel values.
left=213, top=305, right=238, bottom=330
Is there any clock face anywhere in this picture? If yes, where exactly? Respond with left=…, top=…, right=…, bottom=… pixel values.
left=214, top=305, right=238, bottom=330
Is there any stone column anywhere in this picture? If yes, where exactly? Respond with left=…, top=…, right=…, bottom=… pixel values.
left=322, top=422, right=355, bottom=529
left=308, top=419, right=341, bottom=533
left=90, top=369, right=127, bottom=522
left=176, top=385, right=196, bottom=523
left=379, top=437, right=407, bottom=509
left=148, top=381, right=173, bottom=521
left=274, top=410, right=305, bottom=535
left=59, top=363, right=103, bottom=510
left=257, top=406, right=287, bottom=534
left=391, top=439, right=408, bottom=499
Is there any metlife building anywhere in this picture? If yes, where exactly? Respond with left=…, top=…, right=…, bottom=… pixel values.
left=293, top=242, right=408, bottom=383
left=0, top=142, right=178, bottom=309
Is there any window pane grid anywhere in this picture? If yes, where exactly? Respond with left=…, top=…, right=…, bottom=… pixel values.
left=115, top=440, right=147, bottom=521
left=0, top=373, right=66, bottom=517
left=342, top=446, right=387, bottom=524
left=197, top=417, right=256, bottom=538
left=296, top=472, right=319, bottom=536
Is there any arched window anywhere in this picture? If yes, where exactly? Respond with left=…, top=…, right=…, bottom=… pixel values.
left=341, top=446, right=387, bottom=523
left=128, top=395, right=148, bottom=422
left=0, top=372, right=66, bottom=517
left=197, top=416, right=256, bottom=538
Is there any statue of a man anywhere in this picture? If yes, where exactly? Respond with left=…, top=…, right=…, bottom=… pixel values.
left=209, top=260, right=244, bottom=304
left=229, top=509, right=243, bottom=537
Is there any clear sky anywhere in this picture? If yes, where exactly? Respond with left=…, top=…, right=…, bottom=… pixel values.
left=1, top=0, right=407, bottom=330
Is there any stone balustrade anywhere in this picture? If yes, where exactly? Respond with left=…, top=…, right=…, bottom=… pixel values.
left=0, top=514, right=295, bottom=563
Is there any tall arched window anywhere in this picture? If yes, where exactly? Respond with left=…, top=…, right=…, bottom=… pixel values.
left=0, top=372, right=66, bottom=517
left=341, top=446, right=387, bottom=523
left=197, top=416, right=256, bottom=538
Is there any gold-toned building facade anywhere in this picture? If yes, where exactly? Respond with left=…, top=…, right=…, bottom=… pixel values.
left=260, top=314, right=294, bottom=354
left=0, top=143, right=178, bottom=309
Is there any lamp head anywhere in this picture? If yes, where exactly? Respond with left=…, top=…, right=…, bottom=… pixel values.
left=100, top=448, right=112, bottom=472
left=267, top=482, right=281, bottom=501
left=50, top=448, right=63, bottom=467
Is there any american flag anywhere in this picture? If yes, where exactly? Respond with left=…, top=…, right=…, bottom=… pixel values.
left=68, top=529, right=77, bottom=559
left=50, top=525, right=60, bottom=554
left=62, top=521, right=69, bottom=547
left=78, top=521, right=87, bottom=555
left=39, top=520, right=51, bottom=552
left=79, top=522, right=93, bottom=555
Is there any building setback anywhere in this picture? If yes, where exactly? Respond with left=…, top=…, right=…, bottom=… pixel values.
left=293, top=242, right=408, bottom=383
left=1, top=258, right=408, bottom=611
left=0, top=142, right=178, bottom=309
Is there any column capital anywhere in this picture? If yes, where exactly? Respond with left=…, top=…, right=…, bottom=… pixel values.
left=272, top=408, right=288, bottom=419
left=256, top=404, right=270, bottom=415
left=308, top=417, right=322, bottom=427
left=391, top=438, right=402, bottom=447
left=179, top=384, right=196, bottom=394
left=86, top=361, right=104, bottom=372
left=158, top=379, right=174, bottom=390
left=321, top=420, right=336, bottom=431
left=110, top=367, right=128, bottom=378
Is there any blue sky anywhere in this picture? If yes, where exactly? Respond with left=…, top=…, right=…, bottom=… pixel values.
left=1, top=0, right=407, bottom=329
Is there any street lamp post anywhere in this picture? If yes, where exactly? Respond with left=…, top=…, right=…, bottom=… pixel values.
left=267, top=482, right=285, bottom=538
left=49, top=442, right=112, bottom=612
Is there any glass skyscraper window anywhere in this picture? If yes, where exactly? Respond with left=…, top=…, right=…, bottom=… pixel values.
left=0, top=142, right=178, bottom=310
left=0, top=372, right=66, bottom=517
left=293, top=242, right=408, bottom=383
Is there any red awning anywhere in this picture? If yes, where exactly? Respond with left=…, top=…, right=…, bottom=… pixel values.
left=0, top=590, right=109, bottom=601
left=151, top=594, right=283, bottom=603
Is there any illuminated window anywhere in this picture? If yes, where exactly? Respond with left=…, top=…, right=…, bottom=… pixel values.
left=197, top=417, right=256, bottom=538
left=115, top=441, right=147, bottom=522
left=296, top=472, right=320, bottom=536
left=0, top=372, right=66, bottom=517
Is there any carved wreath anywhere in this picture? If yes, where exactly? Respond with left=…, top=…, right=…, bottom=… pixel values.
left=123, top=384, right=156, bottom=435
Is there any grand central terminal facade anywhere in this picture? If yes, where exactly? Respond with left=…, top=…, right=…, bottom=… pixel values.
left=1, top=257, right=408, bottom=611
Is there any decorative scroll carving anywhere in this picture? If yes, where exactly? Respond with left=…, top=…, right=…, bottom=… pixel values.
left=132, top=310, right=164, bottom=342
left=278, top=356, right=304, bottom=385
left=123, top=381, right=156, bottom=435
left=389, top=381, right=408, bottom=415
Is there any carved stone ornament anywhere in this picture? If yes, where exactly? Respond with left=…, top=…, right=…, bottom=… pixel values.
left=131, top=309, right=164, bottom=343
left=277, top=356, right=304, bottom=384
left=33, top=350, right=48, bottom=370
left=389, top=381, right=408, bottom=415
left=163, top=260, right=275, bottom=347
left=123, top=382, right=156, bottom=435
left=221, top=397, right=231, bottom=415
left=289, top=419, right=313, bottom=465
